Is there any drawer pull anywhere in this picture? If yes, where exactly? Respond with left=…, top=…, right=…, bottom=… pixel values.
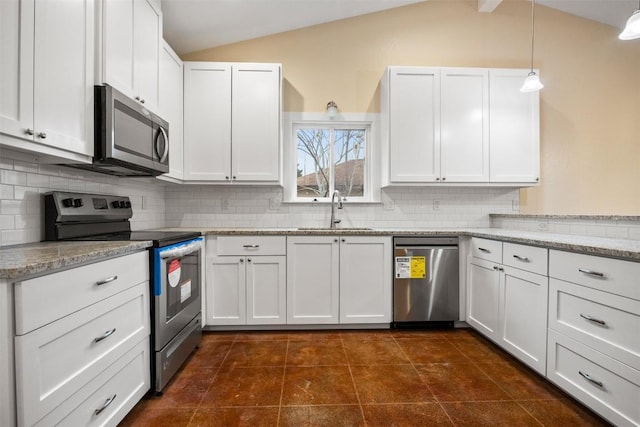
left=512, top=255, right=530, bottom=262
left=578, top=371, right=603, bottom=388
left=578, top=268, right=605, bottom=278
left=96, top=275, right=118, bottom=286
left=580, top=313, right=606, bottom=326
left=94, top=394, right=117, bottom=416
left=478, top=247, right=491, bottom=253
left=94, top=328, right=117, bottom=343
left=243, top=244, right=260, bottom=249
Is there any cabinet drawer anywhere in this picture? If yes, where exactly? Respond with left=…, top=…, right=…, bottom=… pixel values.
left=470, top=237, right=502, bottom=263
left=503, top=242, right=548, bottom=276
left=216, top=236, right=286, bottom=256
left=549, top=278, right=640, bottom=370
left=547, top=330, right=640, bottom=427
left=33, top=336, right=150, bottom=427
left=549, top=250, right=640, bottom=301
left=15, top=251, right=149, bottom=335
left=15, top=283, right=149, bottom=427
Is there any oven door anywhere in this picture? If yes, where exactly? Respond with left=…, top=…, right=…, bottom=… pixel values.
left=153, top=237, right=203, bottom=351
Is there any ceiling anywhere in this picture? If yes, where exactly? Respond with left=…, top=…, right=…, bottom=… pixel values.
left=161, top=0, right=639, bottom=55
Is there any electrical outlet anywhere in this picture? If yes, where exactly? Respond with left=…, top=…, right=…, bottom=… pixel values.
left=269, top=197, right=280, bottom=210
left=221, top=199, right=230, bottom=211
left=383, top=199, right=395, bottom=210
left=512, top=200, right=520, bottom=211
left=433, top=200, right=441, bottom=211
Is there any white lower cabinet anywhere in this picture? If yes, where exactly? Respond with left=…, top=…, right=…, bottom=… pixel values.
left=206, top=236, right=287, bottom=325
left=12, top=252, right=150, bottom=427
left=547, top=249, right=640, bottom=426
left=287, top=236, right=392, bottom=325
left=467, top=238, right=548, bottom=374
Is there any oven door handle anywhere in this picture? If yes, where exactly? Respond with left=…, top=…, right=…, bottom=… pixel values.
left=159, top=240, right=202, bottom=259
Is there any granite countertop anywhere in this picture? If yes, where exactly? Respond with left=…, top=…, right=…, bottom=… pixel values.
left=2, top=227, right=639, bottom=280
left=0, top=241, right=152, bottom=280
left=490, top=213, right=640, bottom=221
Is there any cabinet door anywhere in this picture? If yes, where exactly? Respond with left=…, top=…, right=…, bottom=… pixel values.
left=159, top=41, right=183, bottom=180
left=500, top=266, right=548, bottom=374
left=183, top=62, right=232, bottom=181
left=246, top=256, right=286, bottom=325
left=101, top=0, right=135, bottom=99
left=33, top=0, right=93, bottom=155
left=467, top=256, right=500, bottom=342
left=287, top=237, right=339, bottom=324
left=441, top=68, right=489, bottom=182
left=388, top=67, right=441, bottom=183
left=0, top=0, right=34, bottom=140
left=489, top=69, right=540, bottom=183
left=232, top=63, right=281, bottom=182
left=133, top=0, right=161, bottom=111
left=206, top=256, right=245, bottom=325
left=339, top=236, right=392, bottom=324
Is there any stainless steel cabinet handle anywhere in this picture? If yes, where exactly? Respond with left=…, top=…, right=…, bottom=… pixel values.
left=25, top=128, right=34, bottom=136
left=37, top=132, right=47, bottom=139
left=578, top=371, right=603, bottom=388
left=578, top=268, right=605, bottom=278
left=243, top=245, right=260, bottom=249
left=94, top=394, right=117, bottom=416
left=94, top=328, right=116, bottom=343
left=580, top=313, right=606, bottom=326
left=479, top=247, right=491, bottom=253
left=513, top=255, right=530, bottom=262
left=96, top=275, right=118, bottom=286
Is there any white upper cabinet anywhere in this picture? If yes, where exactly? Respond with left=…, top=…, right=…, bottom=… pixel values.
left=383, top=67, right=441, bottom=183
left=183, top=62, right=282, bottom=184
left=381, top=66, right=540, bottom=186
left=489, top=69, right=540, bottom=183
left=98, top=0, right=162, bottom=114
left=0, top=0, right=94, bottom=160
left=158, top=40, right=184, bottom=180
left=441, top=68, right=489, bottom=182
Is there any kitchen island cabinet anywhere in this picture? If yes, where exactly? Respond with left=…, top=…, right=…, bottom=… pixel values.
left=0, top=0, right=94, bottom=162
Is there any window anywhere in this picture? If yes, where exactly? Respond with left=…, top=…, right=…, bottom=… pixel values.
left=294, top=124, right=368, bottom=200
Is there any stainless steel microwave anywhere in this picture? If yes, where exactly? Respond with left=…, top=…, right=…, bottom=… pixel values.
left=72, top=85, right=169, bottom=176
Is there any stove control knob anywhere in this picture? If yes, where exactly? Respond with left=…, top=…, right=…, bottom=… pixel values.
left=124, top=201, right=132, bottom=208
left=111, top=201, right=120, bottom=208
left=62, top=198, right=74, bottom=208
left=73, top=198, right=84, bottom=208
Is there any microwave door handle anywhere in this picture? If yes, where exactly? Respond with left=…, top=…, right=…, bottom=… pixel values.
left=157, top=127, right=169, bottom=163
left=159, top=240, right=201, bottom=259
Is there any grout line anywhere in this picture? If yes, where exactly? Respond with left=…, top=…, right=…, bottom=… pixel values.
left=275, top=337, right=290, bottom=427
left=341, top=332, right=367, bottom=424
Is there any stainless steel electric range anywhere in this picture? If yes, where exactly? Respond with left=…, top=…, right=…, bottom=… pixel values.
left=44, top=191, right=202, bottom=394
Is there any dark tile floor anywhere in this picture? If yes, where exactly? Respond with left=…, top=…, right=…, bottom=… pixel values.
left=120, top=328, right=612, bottom=426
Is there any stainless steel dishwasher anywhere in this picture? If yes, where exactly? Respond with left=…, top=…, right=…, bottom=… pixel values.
left=393, top=236, right=459, bottom=327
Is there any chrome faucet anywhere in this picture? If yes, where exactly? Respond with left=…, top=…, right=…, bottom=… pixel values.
left=330, top=190, right=343, bottom=229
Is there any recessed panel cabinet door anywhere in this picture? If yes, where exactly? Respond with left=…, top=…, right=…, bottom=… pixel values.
left=467, top=256, right=500, bottom=342
left=183, top=62, right=232, bottom=181
left=388, top=67, right=441, bottom=183
left=441, top=68, right=489, bottom=182
left=159, top=41, right=184, bottom=180
left=246, top=256, right=286, bottom=325
left=287, top=237, right=339, bottom=324
left=206, top=256, right=246, bottom=325
left=489, top=69, right=540, bottom=183
left=231, top=64, right=281, bottom=182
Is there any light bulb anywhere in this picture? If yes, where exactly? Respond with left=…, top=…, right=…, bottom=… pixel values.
left=520, top=72, right=544, bottom=93
left=326, top=101, right=338, bottom=119
left=619, top=10, right=640, bottom=40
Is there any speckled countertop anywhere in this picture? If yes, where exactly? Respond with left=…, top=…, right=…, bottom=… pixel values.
left=2, top=227, right=639, bottom=280
left=0, top=241, right=152, bottom=280
left=490, top=213, right=640, bottom=221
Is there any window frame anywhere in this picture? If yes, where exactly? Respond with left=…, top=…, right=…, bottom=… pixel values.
left=283, top=112, right=380, bottom=204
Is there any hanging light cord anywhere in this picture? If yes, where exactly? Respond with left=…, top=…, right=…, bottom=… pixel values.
left=529, top=0, right=536, bottom=73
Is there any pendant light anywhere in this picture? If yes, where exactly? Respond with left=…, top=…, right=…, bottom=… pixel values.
left=521, top=0, right=544, bottom=92
left=619, top=0, right=640, bottom=40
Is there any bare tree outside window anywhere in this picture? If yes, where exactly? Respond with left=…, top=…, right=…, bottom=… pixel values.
left=296, top=126, right=367, bottom=199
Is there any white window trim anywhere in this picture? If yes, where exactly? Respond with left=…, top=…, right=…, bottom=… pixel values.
left=283, top=112, right=381, bottom=204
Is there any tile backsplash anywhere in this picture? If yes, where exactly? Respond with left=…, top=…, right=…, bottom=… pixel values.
left=1, top=151, right=521, bottom=247
left=0, top=154, right=166, bottom=246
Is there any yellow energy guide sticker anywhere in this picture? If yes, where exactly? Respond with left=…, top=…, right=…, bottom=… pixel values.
left=395, top=256, right=427, bottom=279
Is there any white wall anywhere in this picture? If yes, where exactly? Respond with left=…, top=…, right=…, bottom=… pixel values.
left=0, top=154, right=166, bottom=246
